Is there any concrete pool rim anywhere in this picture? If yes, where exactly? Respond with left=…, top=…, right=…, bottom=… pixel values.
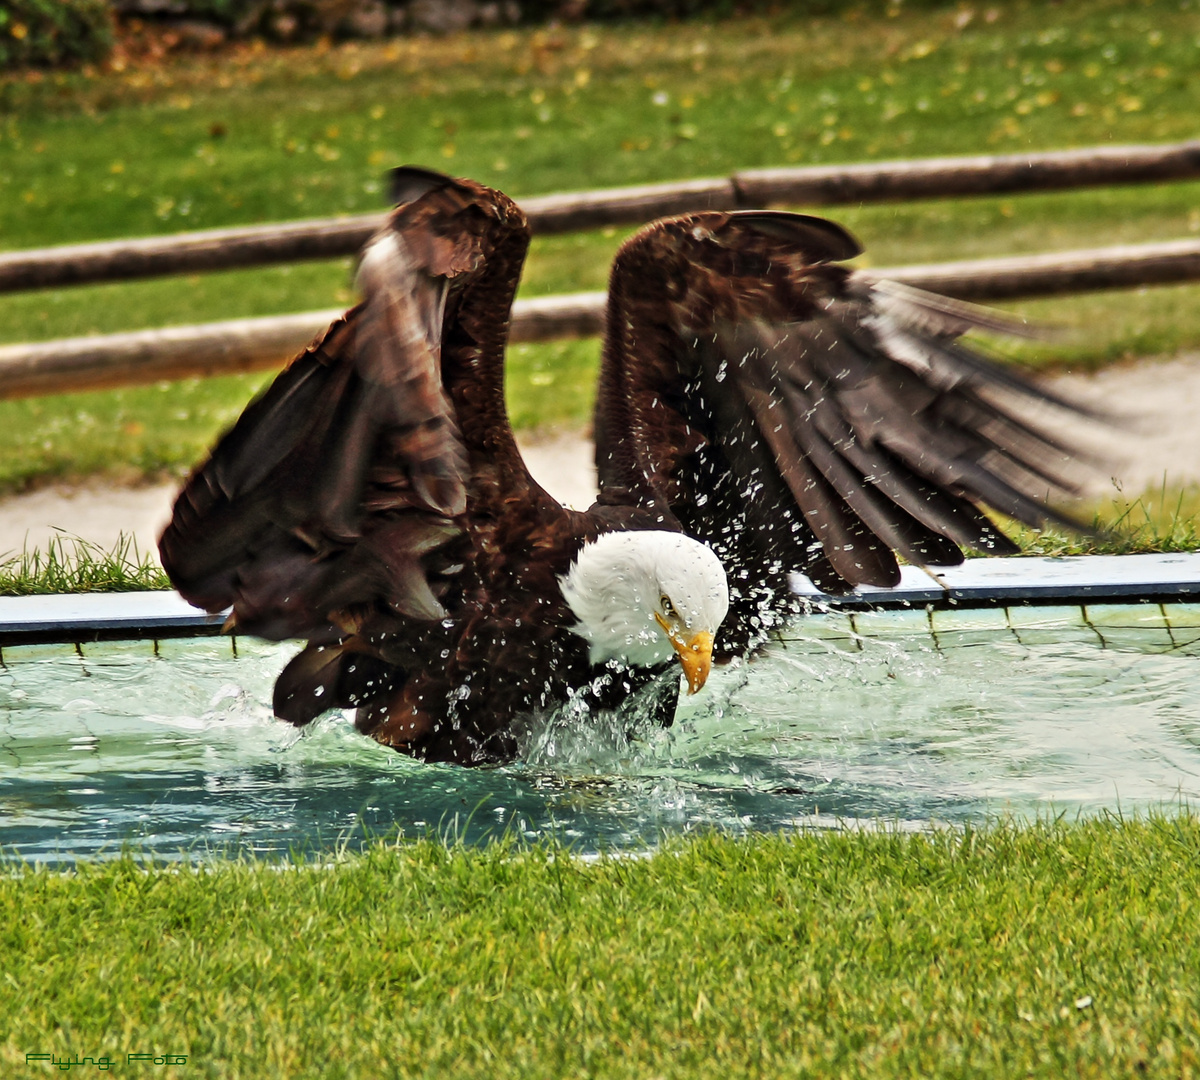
left=1, top=551, right=1199, bottom=647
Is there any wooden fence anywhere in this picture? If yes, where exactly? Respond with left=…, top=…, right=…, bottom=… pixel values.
left=3, top=140, right=1200, bottom=399
left=4, top=141, right=1199, bottom=295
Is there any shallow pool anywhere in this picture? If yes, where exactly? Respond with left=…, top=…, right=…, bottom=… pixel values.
left=2, top=603, right=1199, bottom=864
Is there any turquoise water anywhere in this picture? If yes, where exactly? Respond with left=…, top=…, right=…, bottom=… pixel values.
left=2, top=603, right=1199, bottom=864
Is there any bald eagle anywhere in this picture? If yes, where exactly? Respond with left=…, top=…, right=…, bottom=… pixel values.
left=159, top=167, right=1088, bottom=765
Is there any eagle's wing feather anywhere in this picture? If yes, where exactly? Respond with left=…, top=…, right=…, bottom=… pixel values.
left=594, top=211, right=1093, bottom=605
left=159, top=174, right=529, bottom=648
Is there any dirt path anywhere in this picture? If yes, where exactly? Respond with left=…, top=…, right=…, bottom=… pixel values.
left=1, top=354, right=1197, bottom=561
left=1044, top=353, right=1200, bottom=499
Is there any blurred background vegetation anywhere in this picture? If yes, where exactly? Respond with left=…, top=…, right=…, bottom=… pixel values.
left=1, top=0, right=1078, bottom=69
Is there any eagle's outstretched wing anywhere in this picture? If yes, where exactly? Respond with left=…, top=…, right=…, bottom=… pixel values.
left=159, top=171, right=535, bottom=711
left=593, top=210, right=1096, bottom=620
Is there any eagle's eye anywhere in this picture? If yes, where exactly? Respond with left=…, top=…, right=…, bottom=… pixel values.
left=660, top=595, right=675, bottom=616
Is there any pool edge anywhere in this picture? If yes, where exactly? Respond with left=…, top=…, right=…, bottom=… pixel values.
left=3, top=551, right=1200, bottom=644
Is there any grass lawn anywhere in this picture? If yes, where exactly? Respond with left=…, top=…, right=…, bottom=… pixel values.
left=1, top=0, right=1200, bottom=494
left=2, top=820, right=1198, bottom=1078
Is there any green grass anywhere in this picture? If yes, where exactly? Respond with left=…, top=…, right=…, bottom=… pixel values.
left=1, top=820, right=1198, bottom=1077
left=0, top=372, right=270, bottom=493
left=0, top=531, right=168, bottom=594
left=1, top=0, right=1200, bottom=491
left=5, top=1, right=1200, bottom=246
left=1002, top=486, right=1200, bottom=558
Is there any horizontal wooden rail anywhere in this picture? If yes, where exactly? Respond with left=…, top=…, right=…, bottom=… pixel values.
left=0, top=179, right=737, bottom=295
left=0, top=220, right=384, bottom=295
left=2, top=141, right=1198, bottom=295
left=0, top=310, right=345, bottom=400
left=865, top=237, right=1200, bottom=302
left=0, top=293, right=607, bottom=400
left=734, top=140, right=1200, bottom=207
left=3, top=238, right=1199, bottom=401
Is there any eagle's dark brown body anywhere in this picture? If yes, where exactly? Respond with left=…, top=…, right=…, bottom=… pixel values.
left=160, top=169, right=1090, bottom=765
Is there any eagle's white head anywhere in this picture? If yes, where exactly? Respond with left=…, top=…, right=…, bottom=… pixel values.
left=559, top=531, right=730, bottom=694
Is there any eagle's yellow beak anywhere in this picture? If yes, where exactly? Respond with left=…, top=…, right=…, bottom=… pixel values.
left=655, top=613, right=714, bottom=694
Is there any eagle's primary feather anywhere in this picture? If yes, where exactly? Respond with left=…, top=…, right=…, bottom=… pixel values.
left=159, top=169, right=1092, bottom=764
